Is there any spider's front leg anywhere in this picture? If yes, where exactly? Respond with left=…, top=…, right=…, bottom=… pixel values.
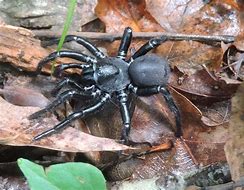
left=34, top=51, right=97, bottom=75
left=33, top=93, right=111, bottom=141
left=117, top=90, right=132, bottom=144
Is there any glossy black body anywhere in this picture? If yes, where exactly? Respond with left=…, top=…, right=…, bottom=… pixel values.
left=129, top=54, right=170, bottom=87
left=93, top=57, right=130, bottom=93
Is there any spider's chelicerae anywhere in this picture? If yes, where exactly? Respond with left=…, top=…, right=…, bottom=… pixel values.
left=30, top=27, right=182, bottom=144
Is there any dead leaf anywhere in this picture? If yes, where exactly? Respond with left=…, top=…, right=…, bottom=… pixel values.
left=0, top=97, right=131, bottom=152
left=169, top=88, right=229, bottom=165
left=145, top=0, right=205, bottom=32
left=169, top=67, right=241, bottom=103
left=95, top=0, right=163, bottom=33
left=221, top=43, right=244, bottom=80
left=129, top=95, right=176, bottom=144
left=225, top=82, right=244, bottom=182
left=0, top=86, right=50, bottom=108
left=131, top=139, right=197, bottom=179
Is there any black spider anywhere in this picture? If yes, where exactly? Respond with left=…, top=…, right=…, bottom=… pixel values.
left=29, top=27, right=182, bottom=144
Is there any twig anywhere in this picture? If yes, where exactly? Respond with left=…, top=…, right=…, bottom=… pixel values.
left=199, top=176, right=244, bottom=190
left=33, top=30, right=235, bottom=43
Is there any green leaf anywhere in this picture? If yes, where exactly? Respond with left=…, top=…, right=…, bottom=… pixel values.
left=17, top=159, right=60, bottom=190
left=51, top=0, right=77, bottom=74
left=17, top=158, right=106, bottom=190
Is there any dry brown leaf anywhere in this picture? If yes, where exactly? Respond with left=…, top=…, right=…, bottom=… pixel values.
left=95, top=0, right=163, bottom=33
left=169, top=87, right=229, bottom=165
left=169, top=67, right=241, bottom=103
left=221, top=42, right=244, bottom=80
left=129, top=95, right=176, bottom=144
left=0, top=97, right=131, bottom=152
left=225, top=82, right=244, bottom=182
left=0, top=86, right=50, bottom=108
left=131, top=139, right=197, bottom=179
left=145, top=0, right=205, bottom=32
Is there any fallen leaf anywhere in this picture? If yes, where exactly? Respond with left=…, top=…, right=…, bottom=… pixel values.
left=95, top=0, right=162, bottom=33
left=0, top=97, right=131, bottom=152
left=145, top=0, right=205, bottom=32
left=169, top=87, right=229, bottom=165
left=221, top=43, right=244, bottom=80
left=224, top=81, right=244, bottom=182
left=0, top=86, right=50, bottom=108
left=169, top=67, right=241, bottom=103
left=130, top=95, right=177, bottom=144
left=131, top=139, right=197, bottom=179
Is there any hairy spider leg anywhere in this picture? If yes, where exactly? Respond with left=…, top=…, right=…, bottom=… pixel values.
left=130, top=86, right=182, bottom=137
left=128, top=37, right=167, bottom=63
left=33, top=93, right=111, bottom=141
left=43, top=35, right=106, bottom=59
left=35, top=51, right=97, bottom=75
left=29, top=88, right=101, bottom=120
left=117, top=27, right=133, bottom=60
left=117, top=90, right=131, bottom=144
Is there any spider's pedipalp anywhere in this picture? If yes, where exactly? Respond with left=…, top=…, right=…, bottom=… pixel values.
left=53, top=63, right=92, bottom=77
left=35, top=51, right=97, bottom=75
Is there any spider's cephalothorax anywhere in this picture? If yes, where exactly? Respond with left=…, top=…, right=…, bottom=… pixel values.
left=30, top=27, right=182, bottom=144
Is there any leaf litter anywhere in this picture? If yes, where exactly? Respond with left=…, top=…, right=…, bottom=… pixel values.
left=0, top=0, right=243, bottom=189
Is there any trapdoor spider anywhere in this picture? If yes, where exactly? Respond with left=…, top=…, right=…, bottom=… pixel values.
left=30, top=27, right=182, bottom=144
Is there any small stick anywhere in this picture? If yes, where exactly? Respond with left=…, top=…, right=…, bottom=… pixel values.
left=189, top=176, right=244, bottom=190
left=33, top=30, right=235, bottom=43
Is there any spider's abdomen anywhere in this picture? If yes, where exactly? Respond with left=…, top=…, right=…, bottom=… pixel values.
left=128, top=54, right=170, bottom=87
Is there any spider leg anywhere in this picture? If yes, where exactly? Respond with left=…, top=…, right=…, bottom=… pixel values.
left=159, top=87, right=182, bottom=137
left=33, top=93, right=111, bottom=141
left=29, top=88, right=101, bottom=119
left=117, top=27, right=132, bottom=60
left=43, top=35, right=106, bottom=59
left=51, top=77, right=94, bottom=95
left=130, top=85, right=182, bottom=137
left=35, top=51, right=97, bottom=75
left=53, top=63, right=92, bottom=77
left=117, top=90, right=131, bottom=144
left=128, top=37, right=167, bottom=63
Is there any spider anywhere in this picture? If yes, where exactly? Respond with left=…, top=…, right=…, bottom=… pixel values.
left=29, top=27, right=182, bottom=144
